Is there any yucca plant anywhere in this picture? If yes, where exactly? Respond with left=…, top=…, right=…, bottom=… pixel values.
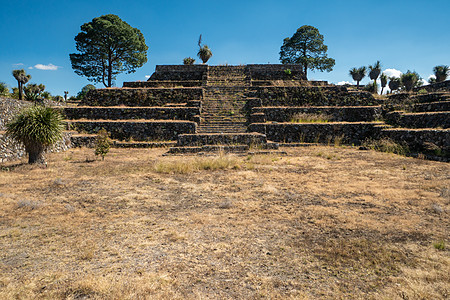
left=368, top=61, right=382, bottom=83
left=12, top=69, right=31, bottom=100
left=0, top=82, right=9, bottom=97
left=349, top=66, right=367, bottom=88
left=388, top=77, right=401, bottom=93
left=198, top=45, right=212, bottom=64
left=433, top=65, right=449, bottom=82
left=380, top=73, right=388, bottom=95
left=6, top=105, right=64, bottom=164
left=400, top=70, right=421, bottom=92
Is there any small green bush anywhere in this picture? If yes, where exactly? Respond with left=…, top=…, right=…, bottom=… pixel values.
left=433, top=240, right=446, bottom=251
left=95, top=129, right=110, bottom=161
left=362, top=137, right=409, bottom=156
left=284, top=69, right=292, bottom=75
left=183, top=57, right=195, bottom=65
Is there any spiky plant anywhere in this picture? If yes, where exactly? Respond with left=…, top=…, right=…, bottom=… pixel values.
left=0, top=82, right=9, bottom=97
left=368, top=61, right=381, bottom=83
left=183, top=57, right=196, bottom=65
left=198, top=45, right=212, bottom=64
left=380, top=73, right=388, bottom=95
left=388, top=77, right=401, bottom=93
left=6, top=105, right=64, bottom=164
left=349, top=66, right=367, bottom=88
left=23, top=83, right=45, bottom=102
left=433, top=65, right=449, bottom=82
left=400, top=70, right=421, bottom=92
left=12, top=69, right=31, bottom=100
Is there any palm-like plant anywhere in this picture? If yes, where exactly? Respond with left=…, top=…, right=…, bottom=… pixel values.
left=388, top=77, right=401, bottom=93
left=400, top=70, right=421, bottom=92
left=0, top=82, right=9, bottom=96
left=380, top=73, right=388, bottom=95
left=368, top=61, right=381, bottom=83
left=198, top=45, right=212, bottom=64
left=433, top=65, right=449, bottom=82
left=12, top=69, right=31, bottom=100
left=183, top=57, right=195, bottom=65
left=6, top=105, right=64, bottom=164
left=349, top=66, right=367, bottom=88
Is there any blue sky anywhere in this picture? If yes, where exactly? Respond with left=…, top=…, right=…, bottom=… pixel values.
left=1, top=0, right=449, bottom=96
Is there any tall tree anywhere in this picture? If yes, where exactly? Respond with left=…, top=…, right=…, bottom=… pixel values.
left=349, top=66, right=367, bottom=88
left=70, top=14, right=148, bottom=87
left=12, top=69, right=31, bottom=100
left=279, top=25, right=335, bottom=79
left=368, top=61, right=381, bottom=84
left=380, top=73, right=388, bottom=95
left=6, top=105, right=64, bottom=164
left=433, top=65, right=449, bottom=82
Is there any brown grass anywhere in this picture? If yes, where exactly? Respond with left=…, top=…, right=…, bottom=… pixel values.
left=0, top=146, right=449, bottom=299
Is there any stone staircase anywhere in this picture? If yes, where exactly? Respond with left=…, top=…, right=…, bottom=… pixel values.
left=198, top=66, right=250, bottom=133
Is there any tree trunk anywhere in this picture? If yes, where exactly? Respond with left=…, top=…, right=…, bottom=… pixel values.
left=26, top=144, right=46, bottom=164
left=356, top=81, right=360, bottom=88
left=18, top=82, right=22, bottom=100
left=303, top=64, right=308, bottom=80
left=381, top=87, right=384, bottom=95
left=108, top=52, right=112, bottom=87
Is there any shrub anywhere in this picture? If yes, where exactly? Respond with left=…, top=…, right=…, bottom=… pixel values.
left=290, top=112, right=332, bottom=123
left=94, top=129, right=111, bottom=161
left=284, top=69, right=292, bottom=75
left=433, top=240, right=446, bottom=251
left=362, top=137, right=409, bottom=156
left=183, top=57, right=195, bottom=65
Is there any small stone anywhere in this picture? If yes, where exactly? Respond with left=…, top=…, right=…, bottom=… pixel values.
left=431, top=203, right=443, bottom=214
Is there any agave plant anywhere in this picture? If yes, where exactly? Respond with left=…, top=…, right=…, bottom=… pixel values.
left=6, top=105, right=64, bottom=164
left=12, top=69, right=32, bottom=100
left=400, top=70, right=421, bottom=92
left=433, top=65, right=449, bottom=82
left=198, top=45, right=212, bottom=64
left=388, top=77, right=401, bottom=93
left=349, top=66, right=367, bottom=88
left=380, top=73, right=388, bottom=95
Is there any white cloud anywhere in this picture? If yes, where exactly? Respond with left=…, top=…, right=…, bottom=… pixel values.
left=382, top=68, right=402, bottom=78
left=34, top=63, right=59, bottom=71
left=337, top=81, right=352, bottom=85
left=13, top=63, right=24, bottom=66
left=145, top=75, right=150, bottom=79
left=28, top=67, right=33, bottom=69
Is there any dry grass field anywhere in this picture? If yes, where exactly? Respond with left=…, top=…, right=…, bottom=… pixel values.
left=0, top=146, right=448, bottom=299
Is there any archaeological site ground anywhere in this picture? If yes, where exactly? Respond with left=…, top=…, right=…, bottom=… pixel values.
left=1, top=65, right=449, bottom=299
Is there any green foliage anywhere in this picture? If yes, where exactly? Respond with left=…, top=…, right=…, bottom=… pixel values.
left=433, top=240, right=446, bottom=251
left=368, top=61, right=382, bottom=82
left=290, top=112, right=331, bottom=123
left=76, top=84, right=96, bottom=100
left=388, top=77, right=401, bottom=93
left=364, top=81, right=378, bottom=94
left=70, top=14, right=148, bottom=87
left=349, top=66, right=367, bottom=87
left=95, top=128, right=110, bottom=161
left=279, top=25, right=335, bottom=79
left=6, top=105, right=64, bottom=164
left=417, top=89, right=427, bottom=95
left=400, top=70, right=421, bottom=92
left=183, top=57, right=195, bottom=65
left=0, top=82, right=10, bottom=96
left=12, top=69, right=31, bottom=100
left=284, top=69, right=292, bottom=75
left=432, top=65, right=449, bottom=82
left=23, top=83, right=45, bottom=102
left=198, top=45, right=212, bottom=64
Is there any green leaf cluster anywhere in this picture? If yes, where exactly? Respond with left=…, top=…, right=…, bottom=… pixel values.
left=279, top=25, right=335, bottom=79
left=70, top=14, right=148, bottom=87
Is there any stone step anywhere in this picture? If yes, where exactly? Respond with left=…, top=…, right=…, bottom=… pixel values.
left=411, top=101, right=450, bottom=112
left=167, top=145, right=250, bottom=154
left=385, top=111, right=450, bottom=129
left=176, top=132, right=268, bottom=146
left=380, top=128, right=450, bottom=153
left=112, top=141, right=177, bottom=148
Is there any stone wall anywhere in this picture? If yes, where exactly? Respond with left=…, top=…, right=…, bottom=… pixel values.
left=0, top=132, right=72, bottom=163
left=251, top=106, right=382, bottom=122
left=0, top=97, right=31, bottom=130
left=69, top=120, right=197, bottom=141
left=83, top=88, right=203, bottom=106
left=385, top=111, right=450, bottom=129
left=149, top=65, right=208, bottom=81
left=123, top=80, right=202, bottom=88
left=247, top=86, right=380, bottom=107
left=248, top=122, right=386, bottom=144
left=246, top=64, right=306, bottom=81
left=63, top=107, right=200, bottom=121
left=381, top=128, right=450, bottom=152
left=412, top=101, right=450, bottom=112
left=414, top=80, right=450, bottom=92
